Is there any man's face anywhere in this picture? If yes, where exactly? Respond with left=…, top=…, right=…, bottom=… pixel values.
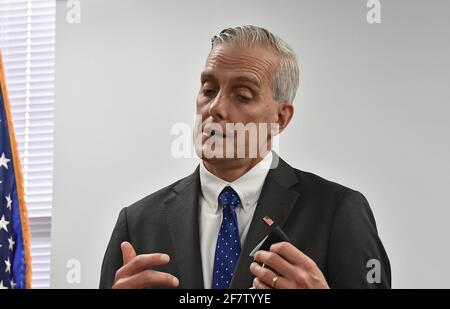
left=194, top=44, right=285, bottom=164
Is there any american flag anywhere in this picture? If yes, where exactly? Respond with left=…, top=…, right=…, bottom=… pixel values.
left=0, top=51, right=32, bottom=289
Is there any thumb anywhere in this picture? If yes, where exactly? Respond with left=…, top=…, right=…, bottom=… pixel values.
left=121, top=241, right=136, bottom=265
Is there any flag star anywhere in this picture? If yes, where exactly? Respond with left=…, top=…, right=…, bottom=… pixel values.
left=10, top=280, right=16, bottom=289
left=8, top=236, right=15, bottom=251
left=0, top=215, right=9, bottom=232
left=0, top=152, right=10, bottom=169
left=0, top=281, right=8, bottom=289
left=5, top=194, right=12, bottom=210
left=5, top=258, right=11, bottom=273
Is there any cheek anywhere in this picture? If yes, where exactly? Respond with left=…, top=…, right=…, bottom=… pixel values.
left=254, top=91, right=278, bottom=120
left=195, top=94, right=202, bottom=107
left=263, top=101, right=279, bottom=122
left=249, top=103, right=278, bottom=124
left=196, top=97, right=208, bottom=113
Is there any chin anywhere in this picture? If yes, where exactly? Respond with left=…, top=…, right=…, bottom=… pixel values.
left=202, top=156, right=251, bottom=171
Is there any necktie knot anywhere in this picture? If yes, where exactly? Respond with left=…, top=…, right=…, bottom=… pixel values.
left=218, top=186, right=241, bottom=211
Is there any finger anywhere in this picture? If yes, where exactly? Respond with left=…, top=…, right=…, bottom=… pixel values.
left=270, top=242, right=315, bottom=270
left=121, top=242, right=136, bottom=265
left=249, top=262, right=294, bottom=289
left=254, top=250, right=296, bottom=279
left=113, top=269, right=179, bottom=289
left=116, top=253, right=170, bottom=279
left=253, top=277, right=271, bottom=289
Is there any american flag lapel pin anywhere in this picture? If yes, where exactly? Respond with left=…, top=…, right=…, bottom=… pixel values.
left=262, top=216, right=274, bottom=226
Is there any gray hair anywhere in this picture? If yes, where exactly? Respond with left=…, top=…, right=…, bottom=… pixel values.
left=211, top=25, right=300, bottom=104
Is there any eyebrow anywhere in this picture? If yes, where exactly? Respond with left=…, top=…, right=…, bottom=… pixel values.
left=200, top=72, right=217, bottom=84
left=234, top=76, right=261, bottom=88
left=200, top=72, right=261, bottom=88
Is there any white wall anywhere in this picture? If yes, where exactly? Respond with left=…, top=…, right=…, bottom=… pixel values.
left=52, top=0, right=450, bottom=288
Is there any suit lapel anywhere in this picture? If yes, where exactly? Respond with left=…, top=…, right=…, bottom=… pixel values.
left=230, top=154, right=301, bottom=288
left=163, top=154, right=301, bottom=289
left=164, top=167, right=204, bottom=289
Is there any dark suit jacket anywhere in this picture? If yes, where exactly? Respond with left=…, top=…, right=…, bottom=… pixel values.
left=100, top=153, right=391, bottom=289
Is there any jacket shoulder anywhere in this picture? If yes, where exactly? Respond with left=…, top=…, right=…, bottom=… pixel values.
left=126, top=168, right=199, bottom=217
left=292, top=167, right=358, bottom=203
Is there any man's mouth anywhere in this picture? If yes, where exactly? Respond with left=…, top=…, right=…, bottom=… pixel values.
left=203, top=127, right=226, bottom=138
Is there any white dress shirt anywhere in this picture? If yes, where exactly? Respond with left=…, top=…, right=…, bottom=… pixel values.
left=199, top=152, right=273, bottom=288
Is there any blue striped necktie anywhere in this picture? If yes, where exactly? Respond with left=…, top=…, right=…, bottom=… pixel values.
left=212, top=186, right=241, bottom=289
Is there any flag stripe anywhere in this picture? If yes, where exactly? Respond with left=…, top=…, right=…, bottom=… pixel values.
left=0, top=49, right=32, bottom=289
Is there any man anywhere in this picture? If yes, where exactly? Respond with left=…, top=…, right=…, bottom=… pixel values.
left=100, top=25, right=391, bottom=289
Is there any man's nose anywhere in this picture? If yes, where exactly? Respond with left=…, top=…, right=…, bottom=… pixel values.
left=208, top=92, right=228, bottom=121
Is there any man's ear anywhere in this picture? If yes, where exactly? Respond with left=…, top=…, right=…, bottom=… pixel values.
left=274, top=101, right=294, bottom=134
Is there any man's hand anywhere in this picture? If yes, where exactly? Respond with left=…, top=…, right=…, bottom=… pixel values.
left=112, top=241, right=179, bottom=289
left=250, top=242, right=329, bottom=289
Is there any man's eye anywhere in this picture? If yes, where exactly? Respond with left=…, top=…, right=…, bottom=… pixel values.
left=236, top=94, right=251, bottom=102
left=202, top=89, right=216, bottom=97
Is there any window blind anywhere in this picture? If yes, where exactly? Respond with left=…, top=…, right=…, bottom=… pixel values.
left=0, top=0, right=55, bottom=289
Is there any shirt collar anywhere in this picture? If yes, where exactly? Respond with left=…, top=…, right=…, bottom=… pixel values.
left=199, top=152, right=273, bottom=214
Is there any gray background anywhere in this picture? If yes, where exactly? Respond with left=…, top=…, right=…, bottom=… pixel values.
left=52, top=0, right=450, bottom=288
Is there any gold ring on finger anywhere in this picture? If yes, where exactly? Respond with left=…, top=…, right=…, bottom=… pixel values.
left=271, top=276, right=278, bottom=288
